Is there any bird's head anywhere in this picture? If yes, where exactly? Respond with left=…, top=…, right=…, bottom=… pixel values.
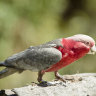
left=67, top=34, right=96, bottom=54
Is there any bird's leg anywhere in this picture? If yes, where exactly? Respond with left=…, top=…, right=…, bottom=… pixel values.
left=37, top=70, right=49, bottom=87
left=38, top=71, right=56, bottom=87
left=54, top=71, right=66, bottom=82
left=37, top=70, right=45, bottom=82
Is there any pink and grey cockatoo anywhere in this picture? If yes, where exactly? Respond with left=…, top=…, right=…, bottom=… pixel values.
left=0, top=34, right=96, bottom=86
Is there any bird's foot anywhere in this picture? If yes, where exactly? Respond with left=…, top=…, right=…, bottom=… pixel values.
left=63, top=75, right=82, bottom=82
left=55, top=75, right=82, bottom=82
left=55, top=71, right=66, bottom=83
left=55, top=75, right=66, bottom=83
left=38, top=80, right=55, bottom=87
left=54, top=71, right=82, bottom=82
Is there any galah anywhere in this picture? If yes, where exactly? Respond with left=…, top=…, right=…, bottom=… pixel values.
left=0, top=34, right=96, bottom=85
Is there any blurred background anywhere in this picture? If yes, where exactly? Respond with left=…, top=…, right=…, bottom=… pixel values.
left=0, top=0, right=96, bottom=89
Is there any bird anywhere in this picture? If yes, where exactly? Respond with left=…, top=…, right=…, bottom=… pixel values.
left=0, top=34, right=96, bottom=86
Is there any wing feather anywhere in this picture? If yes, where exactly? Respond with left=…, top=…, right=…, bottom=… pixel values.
left=5, top=47, right=62, bottom=71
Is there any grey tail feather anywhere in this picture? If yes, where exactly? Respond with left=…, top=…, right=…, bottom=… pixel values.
left=0, top=62, right=5, bottom=67
left=0, top=68, right=18, bottom=79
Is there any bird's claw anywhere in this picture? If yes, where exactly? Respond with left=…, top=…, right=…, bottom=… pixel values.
left=38, top=80, right=48, bottom=87
left=38, top=80, right=55, bottom=87
left=55, top=71, right=66, bottom=83
left=56, top=75, right=82, bottom=82
left=64, top=76, right=82, bottom=82
left=55, top=76, right=66, bottom=83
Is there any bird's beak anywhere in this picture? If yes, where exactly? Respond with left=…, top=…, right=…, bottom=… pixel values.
left=88, top=44, right=96, bottom=54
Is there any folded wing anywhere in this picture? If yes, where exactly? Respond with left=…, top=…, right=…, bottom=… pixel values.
left=5, top=47, right=62, bottom=71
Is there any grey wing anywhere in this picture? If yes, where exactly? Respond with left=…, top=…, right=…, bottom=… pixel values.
left=5, top=47, right=62, bottom=71
left=39, top=38, right=63, bottom=48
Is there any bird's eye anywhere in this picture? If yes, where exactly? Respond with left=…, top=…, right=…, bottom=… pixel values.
left=86, top=42, right=90, bottom=45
